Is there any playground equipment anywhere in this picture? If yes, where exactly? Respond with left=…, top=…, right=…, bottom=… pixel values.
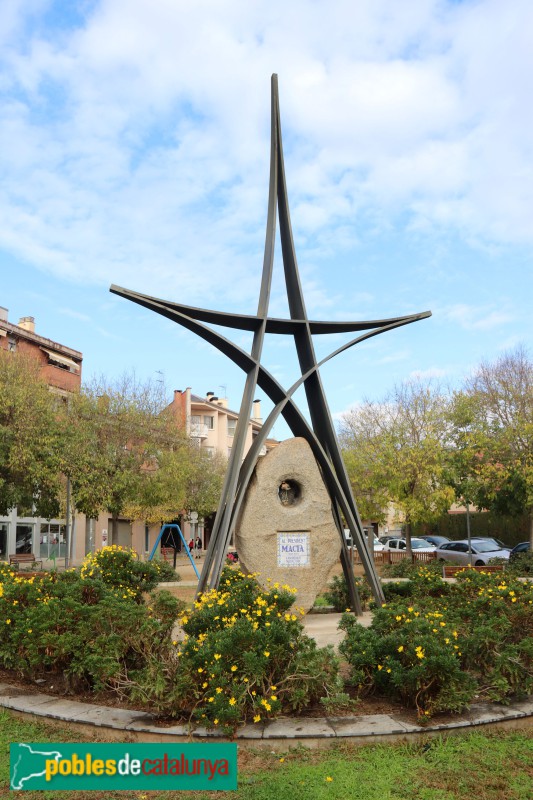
left=148, top=523, right=200, bottom=581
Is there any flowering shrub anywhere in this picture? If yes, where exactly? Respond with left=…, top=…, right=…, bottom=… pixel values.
left=80, top=545, right=179, bottom=600
left=340, top=569, right=533, bottom=718
left=0, top=566, right=184, bottom=690
left=129, top=568, right=350, bottom=731
left=381, top=559, right=443, bottom=579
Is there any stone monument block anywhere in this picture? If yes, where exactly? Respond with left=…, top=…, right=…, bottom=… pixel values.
left=235, top=437, right=341, bottom=611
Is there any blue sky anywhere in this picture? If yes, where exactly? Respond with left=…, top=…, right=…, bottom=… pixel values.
left=1, top=0, right=532, bottom=440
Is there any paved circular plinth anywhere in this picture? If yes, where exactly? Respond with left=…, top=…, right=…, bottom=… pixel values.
left=1, top=682, right=531, bottom=750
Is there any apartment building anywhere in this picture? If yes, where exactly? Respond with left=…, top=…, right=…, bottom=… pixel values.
left=164, top=389, right=277, bottom=549
left=0, top=307, right=82, bottom=396
left=0, top=307, right=83, bottom=564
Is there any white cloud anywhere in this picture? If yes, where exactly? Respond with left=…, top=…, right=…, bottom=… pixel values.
left=0, top=0, right=532, bottom=311
left=442, top=303, right=513, bottom=331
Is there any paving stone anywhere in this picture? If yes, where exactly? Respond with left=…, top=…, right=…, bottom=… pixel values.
left=263, top=718, right=335, bottom=739
left=2, top=692, right=58, bottom=709
left=330, top=714, right=413, bottom=737
left=125, top=719, right=189, bottom=736
left=466, top=703, right=528, bottom=723
left=21, top=699, right=101, bottom=720
left=78, top=706, right=152, bottom=728
left=508, top=698, right=533, bottom=716
left=235, top=723, right=265, bottom=740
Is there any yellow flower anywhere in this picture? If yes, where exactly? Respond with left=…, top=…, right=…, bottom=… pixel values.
left=397, top=645, right=404, bottom=652
left=214, top=653, right=221, bottom=660
left=197, top=668, right=204, bottom=673
left=231, top=665, right=237, bottom=672
left=202, top=682, right=208, bottom=688
left=279, top=757, right=285, bottom=763
left=325, top=776, right=333, bottom=782
left=264, top=651, right=270, bottom=657
left=253, top=714, right=261, bottom=723
left=229, top=697, right=236, bottom=706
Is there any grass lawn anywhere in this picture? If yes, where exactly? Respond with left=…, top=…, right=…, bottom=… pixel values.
left=1, top=710, right=532, bottom=799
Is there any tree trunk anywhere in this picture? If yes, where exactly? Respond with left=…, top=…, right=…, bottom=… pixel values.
left=529, top=509, right=533, bottom=549
left=405, top=520, right=413, bottom=560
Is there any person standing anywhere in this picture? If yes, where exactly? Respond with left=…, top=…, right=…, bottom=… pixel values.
left=195, top=536, right=202, bottom=559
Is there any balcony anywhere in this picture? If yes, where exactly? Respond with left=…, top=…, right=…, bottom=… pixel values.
left=190, top=422, right=209, bottom=439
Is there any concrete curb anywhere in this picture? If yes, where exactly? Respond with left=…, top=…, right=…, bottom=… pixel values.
left=1, top=683, right=531, bottom=749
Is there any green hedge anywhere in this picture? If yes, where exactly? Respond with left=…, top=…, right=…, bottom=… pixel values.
left=413, top=511, right=529, bottom=547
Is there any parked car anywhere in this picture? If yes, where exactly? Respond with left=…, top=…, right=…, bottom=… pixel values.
left=436, top=539, right=510, bottom=566
left=418, top=535, right=450, bottom=547
left=378, top=534, right=402, bottom=545
left=509, top=541, right=530, bottom=561
left=382, top=538, right=436, bottom=553
left=363, top=534, right=385, bottom=552
left=470, top=536, right=511, bottom=551
left=343, top=530, right=384, bottom=551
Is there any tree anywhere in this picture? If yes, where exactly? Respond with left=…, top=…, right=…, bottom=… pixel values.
left=340, top=380, right=454, bottom=552
left=65, top=374, right=191, bottom=541
left=0, top=350, right=64, bottom=517
left=124, top=444, right=226, bottom=525
left=458, top=346, right=533, bottom=545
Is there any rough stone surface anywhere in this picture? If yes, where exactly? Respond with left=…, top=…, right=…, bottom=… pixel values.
left=235, top=437, right=341, bottom=611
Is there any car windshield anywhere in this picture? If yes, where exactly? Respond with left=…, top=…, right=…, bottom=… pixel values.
left=473, top=537, right=506, bottom=549
left=411, top=539, right=430, bottom=549
left=472, top=540, right=501, bottom=553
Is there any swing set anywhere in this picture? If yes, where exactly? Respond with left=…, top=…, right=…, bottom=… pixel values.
left=147, top=523, right=200, bottom=580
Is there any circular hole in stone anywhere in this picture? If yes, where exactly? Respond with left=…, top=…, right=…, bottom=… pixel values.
left=278, top=479, right=302, bottom=506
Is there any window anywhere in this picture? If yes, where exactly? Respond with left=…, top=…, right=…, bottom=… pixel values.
left=203, top=415, right=214, bottom=429
left=40, top=523, right=66, bottom=559
left=204, top=446, right=215, bottom=457
left=227, top=418, right=237, bottom=437
left=7, top=336, right=16, bottom=352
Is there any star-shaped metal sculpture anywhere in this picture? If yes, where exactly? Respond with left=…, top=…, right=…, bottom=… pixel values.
left=111, top=74, right=430, bottom=611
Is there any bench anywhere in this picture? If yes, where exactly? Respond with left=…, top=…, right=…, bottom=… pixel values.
left=9, top=553, right=43, bottom=570
left=442, top=564, right=504, bottom=578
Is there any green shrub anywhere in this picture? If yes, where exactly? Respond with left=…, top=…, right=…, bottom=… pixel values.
left=339, top=570, right=533, bottom=717
left=381, top=581, right=414, bottom=603
left=340, top=603, right=476, bottom=717
left=323, top=574, right=372, bottom=611
left=80, top=545, right=178, bottom=599
left=0, top=568, right=184, bottom=691
left=506, top=551, right=533, bottom=576
left=130, top=568, right=351, bottom=731
left=381, top=559, right=442, bottom=579
left=151, top=559, right=181, bottom=582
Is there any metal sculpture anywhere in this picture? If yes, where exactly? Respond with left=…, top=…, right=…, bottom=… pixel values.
left=111, top=74, right=431, bottom=611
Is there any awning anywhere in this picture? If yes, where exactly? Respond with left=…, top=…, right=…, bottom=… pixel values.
left=41, top=348, right=80, bottom=372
